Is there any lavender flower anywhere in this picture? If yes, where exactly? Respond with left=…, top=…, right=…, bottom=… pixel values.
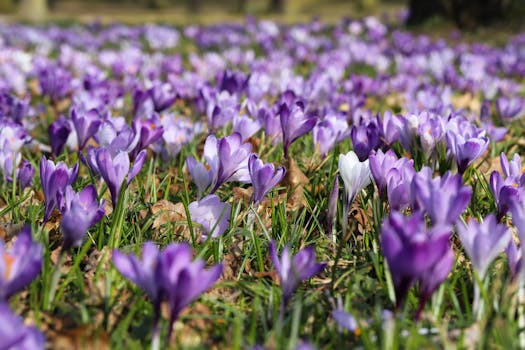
left=509, top=195, right=525, bottom=282
left=113, top=242, right=222, bottom=345
left=0, top=303, right=45, bottom=349
left=0, top=226, right=42, bottom=300
left=211, top=132, right=252, bottom=193
left=60, top=185, right=105, bottom=251
left=411, top=168, right=471, bottom=225
left=506, top=239, right=522, bottom=281
left=496, top=96, right=524, bottom=120
left=113, top=242, right=162, bottom=305
left=446, top=126, right=489, bottom=174
left=40, top=156, right=79, bottom=222
left=490, top=153, right=524, bottom=218
left=312, top=113, right=349, bottom=157
left=457, top=214, right=511, bottom=279
left=248, top=154, right=285, bottom=205
left=188, top=194, right=231, bottom=240
left=350, top=117, right=382, bottom=161
left=131, top=116, right=164, bottom=159
left=149, top=81, right=177, bottom=113
left=381, top=211, right=452, bottom=308
left=233, top=115, right=261, bottom=141
left=369, top=149, right=415, bottom=202
left=88, top=148, right=146, bottom=206
left=186, top=134, right=221, bottom=197
left=17, top=160, right=34, bottom=190
left=48, top=115, right=72, bottom=156
left=269, top=241, right=326, bottom=304
left=279, top=102, right=316, bottom=158
left=71, top=108, right=102, bottom=150
left=159, top=243, right=223, bottom=333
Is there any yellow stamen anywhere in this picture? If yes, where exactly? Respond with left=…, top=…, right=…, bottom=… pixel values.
left=3, top=253, right=14, bottom=279
left=354, top=328, right=361, bottom=337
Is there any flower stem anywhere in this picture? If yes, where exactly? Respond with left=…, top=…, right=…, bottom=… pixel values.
left=45, top=248, right=65, bottom=311
left=519, top=281, right=525, bottom=348
left=248, top=205, right=264, bottom=272
left=151, top=312, right=160, bottom=350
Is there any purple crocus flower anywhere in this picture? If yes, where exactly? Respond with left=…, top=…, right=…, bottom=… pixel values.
left=506, top=239, right=522, bottom=281
left=509, top=194, right=525, bottom=282
left=40, top=156, right=79, bottom=222
left=113, top=242, right=222, bottom=344
left=417, top=245, right=454, bottom=318
left=233, top=115, right=261, bottom=141
left=149, top=81, right=177, bottom=113
left=411, top=168, right=471, bottom=225
left=490, top=154, right=523, bottom=219
left=380, top=111, right=404, bottom=145
left=95, top=122, right=140, bottom=156
left=89, top=148, right=146, bottom=206
left=219, top=69, right=249, bottom=95
left=186, top=156, right=213, bottom=198
left=17, top=160, right=34, bottom=190
left=159, top=243, right=223, bottom=336
left=369, top=149, right=414, bottom=199
left=332, top=296, right=359, bottom=334
left=386, top=163, right=417, bottom=211
left=350, top=116, right=382, bottom=161
left=445, top=127, right=489, bottom=174
left=131, top=116, right=164, bottom=160
left=248, top=154, right=285, bottom=205
left=48, top=115, right=72, bottom=156
left=211, top=132, right=252, bottom=193
left=312, top=113, right=349, bottom=157
left=0, top=226, right=42, bottom=301
left=70, top=108, right=102, bottom=150
left=269, top=241, right=326, bottom=304
left=0, top=303, right=45, bottom=350
left=457, top=214, right=511, bottom=279
left=258, top=106, right=282, bottom=143
left=60, top=185, right=105, bottom=251
left=496, top=96, right=524, bottom=120
left=279, top=101, right=316, bottom=158
left=113, top=241, right=162, bottom=306
left=188, top=194, right=231, bottom=240
left=204, top=89, right=239, bottom=131
left=381, top=211, right=452, bottom=308
left=186, top=134, right=221, bottom=197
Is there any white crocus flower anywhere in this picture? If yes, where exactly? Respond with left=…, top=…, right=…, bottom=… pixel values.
left=338, top=151, right=372, bottom=207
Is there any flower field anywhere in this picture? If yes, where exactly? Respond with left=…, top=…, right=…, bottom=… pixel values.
left=1, top=16, right=525, bottom=349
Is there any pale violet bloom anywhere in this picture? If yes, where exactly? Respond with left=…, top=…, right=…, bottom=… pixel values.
left=457, top=214, right=511, bottom=279
left=188, top=194, right=231, bottom=240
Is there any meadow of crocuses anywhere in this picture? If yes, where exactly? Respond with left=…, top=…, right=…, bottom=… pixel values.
left=0, top=16, right=525, bottom=349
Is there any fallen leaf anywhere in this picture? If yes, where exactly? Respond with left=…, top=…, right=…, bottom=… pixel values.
left=150, top=200, right=186, bottom=229
left=48, top=325, right=110, bottom=350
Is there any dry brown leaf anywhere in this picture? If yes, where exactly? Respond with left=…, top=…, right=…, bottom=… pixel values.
left=44, top=210, right=62, bottom=234
left=0, top=222, right=23, bottom=241
left=151, top=200, right=186, bottom=229
left=48, top=326, right=110, bottom=350
left=282, top=157, right=309, bottom=211
left=284, top=157, right=309, bottom=187
left=232, top=187, right=253, bottom=205
left=451, top=92, right=481, bottom=113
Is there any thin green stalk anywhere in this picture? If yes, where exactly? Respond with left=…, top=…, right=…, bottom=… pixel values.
left=108, top=187, right=128, bottom=249
left=249, top=204, right=265, bottom=272
left=45, top=248, right=66, bottom=311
